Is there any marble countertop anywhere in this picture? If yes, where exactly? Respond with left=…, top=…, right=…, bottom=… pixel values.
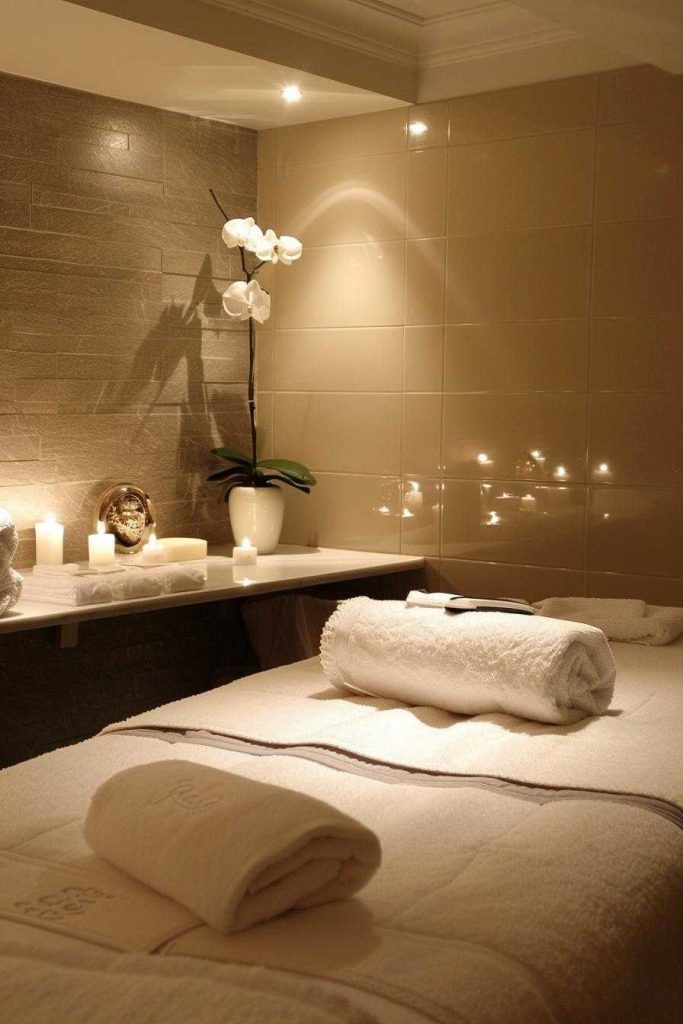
left=0, top=546, right=424, bottom=636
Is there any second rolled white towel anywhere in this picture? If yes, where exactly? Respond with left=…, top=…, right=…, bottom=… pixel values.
left=320, top=597, right=616, bottom=725
left=84, top=760, right=381, bottom=934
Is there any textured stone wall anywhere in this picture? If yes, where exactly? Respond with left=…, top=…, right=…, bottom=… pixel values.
left=0, top=71, right=257, bottom=566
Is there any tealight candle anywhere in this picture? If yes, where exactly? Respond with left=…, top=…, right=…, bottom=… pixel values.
left=88, top=520, right=115, bottom=568
left=232, top=537, right=257, bottom=566
left=141, top=530, right=165, bottom=565
left=35, top=512, right=64, bottom=566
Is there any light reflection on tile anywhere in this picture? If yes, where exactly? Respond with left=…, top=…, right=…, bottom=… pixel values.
left=400, top=477, right=441, bottom=557
left=442, top=480, right=585, bottom=568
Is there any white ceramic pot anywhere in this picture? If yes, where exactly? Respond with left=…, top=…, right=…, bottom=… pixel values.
left=228, top=486, right=285, bottom=554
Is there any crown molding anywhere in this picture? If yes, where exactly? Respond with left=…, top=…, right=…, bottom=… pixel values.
left=421, top=23, right=577, bottom=67
left=200, top=0, right=417, bottom=66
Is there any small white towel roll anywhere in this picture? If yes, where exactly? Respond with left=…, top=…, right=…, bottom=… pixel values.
left=85, top=761, right=381, bottom=934
left=320, top=597, right=616, bottom=725
left=534, top=597, right=683, bottom=646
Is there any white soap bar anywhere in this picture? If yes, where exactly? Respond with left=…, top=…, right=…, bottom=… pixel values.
left=158, top=537, right=208, bottom=562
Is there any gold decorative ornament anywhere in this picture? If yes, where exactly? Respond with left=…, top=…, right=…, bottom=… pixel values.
left=94, top=484, right=156, bottom=553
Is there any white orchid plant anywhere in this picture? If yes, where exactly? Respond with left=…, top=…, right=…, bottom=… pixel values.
left=206, top=191, right=315, bottom=499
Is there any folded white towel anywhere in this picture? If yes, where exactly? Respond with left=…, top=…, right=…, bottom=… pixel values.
left=84, top=761, right=381, bottom=934
left=321, top=597, right=616, bottom=725
left=534, top=597, right=683, bottom=646
left=21, top=565, right=205, bottom=606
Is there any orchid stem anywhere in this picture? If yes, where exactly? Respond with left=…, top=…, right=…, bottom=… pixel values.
left=208, top=188, right=229, bottom=222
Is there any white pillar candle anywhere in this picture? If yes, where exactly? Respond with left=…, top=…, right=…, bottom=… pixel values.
left=141, top=531, right=165, bottom=565
left=232, top=537, right=257, bottom=566
left=35, top=513, right=64, bottom=566
left=88, top=520, right=116, bottom=568
left=158, top=537, right=207, bottom=562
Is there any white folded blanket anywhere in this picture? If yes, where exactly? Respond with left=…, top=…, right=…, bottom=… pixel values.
left=84, top=761, right=381, bottom=934
left=320, top=597, right=616, bottom=725
left=21, top=565, right=205, bottom=606
left=534, top=597, right=683, bottom=646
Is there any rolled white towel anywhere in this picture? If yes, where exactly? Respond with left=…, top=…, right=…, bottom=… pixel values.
left=321, top=597, right=616, bottom=725
left=84, top=761, right=381, bottom=934
left=534, top=596, right=683, bottom=646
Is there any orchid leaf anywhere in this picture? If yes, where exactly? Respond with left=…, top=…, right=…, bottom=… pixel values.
left=206, top=466, right=251, bottom=483
left=261, top=474, right=311, bottom=494
left=257, top=459, right=316, bottom=485
left=211, top=447, right=253, bottom=468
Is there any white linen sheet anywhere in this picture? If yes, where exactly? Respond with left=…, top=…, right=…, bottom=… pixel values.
left=1, top=640, right=682, bottom=1024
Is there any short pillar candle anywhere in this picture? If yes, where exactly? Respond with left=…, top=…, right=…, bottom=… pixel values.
left=88, top=521, right=116, bottom=568
left=35, top=513, right=64, bottom=566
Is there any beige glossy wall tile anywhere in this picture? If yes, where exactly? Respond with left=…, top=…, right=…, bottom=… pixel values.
left=406, top=237, right=445, bottom=325
left=407, top=102, right=449, bottom=149
left=596, top=120, right=683, bottom=222
left=404, top=325, right=443, bottom=392
left=588, top=393, right=683, bottom=488
left=276, top=241, right=405, bottom=328
left=273, top=393, right=401, bottom=474
left=593, top=219, right=683, bottom=317
left=407, top=148, right=447, bottom=239
left=400, top=477, right=441, bottom=556
left=403, top=394, right=442, bottom=476
left=276, top=153, right=406, bottom=247
left=438, top=557, right=584, bottom=602
left=258, top=129, right=278, bottom=170
left=446, top=226, right=591, bottom=323
left=444, top=321, right=588, bottom=392
left=590, top=316, right=683, bottom=392
left=442, top=480, right=585, bottom=568
left=274, top=327, right=403, bottom=392
left=280, top=472, right=401, bottom=553
left=598, top=66, right=683, bottom=125
left=257, top=164, right=278, bottom=232
left=448, top=129, right=594, bottom=235
left=255, top=330, right=274, bottom=391
left=449, top=75, right=597, bottom=146
left=442, top=393, right=587, bottom=481
left=275, top=108, right=408, bottom=171
left=585, top=571, right=683, bottom=607
left=587, top=486, right=683, bottom=577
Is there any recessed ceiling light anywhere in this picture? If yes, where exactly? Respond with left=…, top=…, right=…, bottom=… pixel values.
left=408, top=120, right=428, bottom=137
left=282, top=85, right=302, bottom=103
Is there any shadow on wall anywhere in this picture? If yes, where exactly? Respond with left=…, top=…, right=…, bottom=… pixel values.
left=83, top=254, right=251, bottom=550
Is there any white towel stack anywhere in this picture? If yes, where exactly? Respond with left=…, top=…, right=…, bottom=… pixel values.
left=534, top=597, right=683, bottom=646
left=85, top=760, right=381, bottom=934
left=321, top=596, right=616, bottom=725
left=21, top=564, right=205, bottom=606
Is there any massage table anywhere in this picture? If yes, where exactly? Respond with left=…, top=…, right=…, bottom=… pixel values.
left=1, top=638, right=682, bottom=1023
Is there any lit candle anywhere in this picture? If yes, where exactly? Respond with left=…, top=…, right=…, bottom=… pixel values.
left=88, top=520, right=116, bottom=568
left=35, top=512, right=64, bottom=566
left=232, top=537, right=257, bottom=566
left=141, top=530, right=165, bottom=565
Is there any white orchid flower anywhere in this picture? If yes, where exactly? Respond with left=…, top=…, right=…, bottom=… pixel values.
left=275, top=234, right=303, bottom=265
left=248, top=227, right=303, bottom=265
left=222, top=280, right=271, bottom=324
left=251, top=227, right=279, bottom=261
left=221, top=217, right=256, bottom=248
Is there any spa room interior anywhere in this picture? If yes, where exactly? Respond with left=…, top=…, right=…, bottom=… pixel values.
left=0, top=1, right=681, bottom=1021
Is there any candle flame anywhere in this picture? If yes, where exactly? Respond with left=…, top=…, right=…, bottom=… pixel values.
left=149, top=531, right=158, bottom=546
left=240, top=537, right=252, bottom=549
left=45, top=512, right=56, bottom=524
left=96, top=521, right=105, bottom=535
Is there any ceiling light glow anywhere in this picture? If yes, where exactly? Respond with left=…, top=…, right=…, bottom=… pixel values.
left=281, top=85, right=302, bottom=103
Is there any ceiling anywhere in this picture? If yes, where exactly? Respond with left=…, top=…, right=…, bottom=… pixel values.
left=0, top=0, right=679, bottom=129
